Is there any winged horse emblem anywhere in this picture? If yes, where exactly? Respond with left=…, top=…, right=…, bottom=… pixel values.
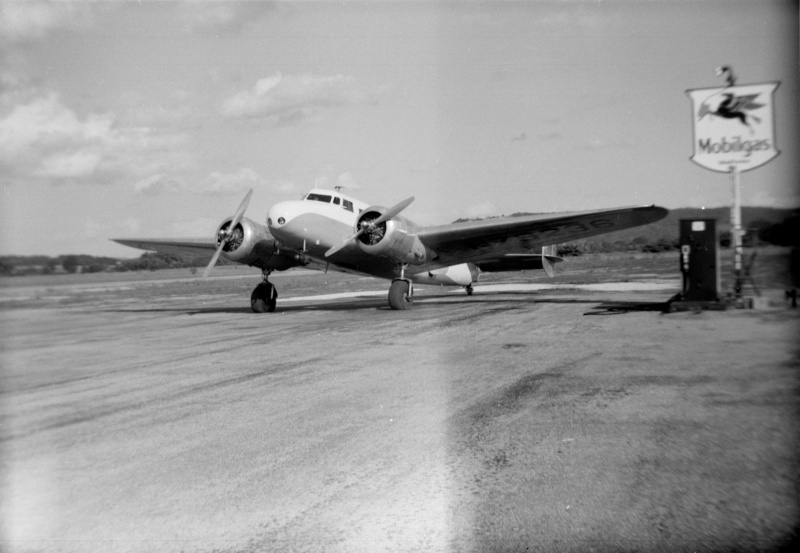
left=697, top=93, right=764, bottom=131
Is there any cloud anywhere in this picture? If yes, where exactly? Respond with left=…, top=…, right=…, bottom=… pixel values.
left=0, top=1, right=92, bottom=41
left=36, top=149, right=103, bottom=178
left=134, top=168, right=267, bottom=197
left=177, top=1, right=275, bottom=35
left=0, top=93, right=192, bottom=185
left=0, top=93, right=111, bottom=166
left=199, top=167, right=266, bottom=194
left=118, top=96, right=204, bottom=131
left=221, top=72, right=378, bottom=124
left=133, top=175, right=187, bottom=197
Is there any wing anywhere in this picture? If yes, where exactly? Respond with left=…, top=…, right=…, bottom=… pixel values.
left=113, top=236, right=343, bottom=275
left=733, top=94, right=764, bottom=112
left=416, top=205, right=668, bottom=267
left=112, top=238, right=217, bottom=260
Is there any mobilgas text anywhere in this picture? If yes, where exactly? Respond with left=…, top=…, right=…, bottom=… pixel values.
left=698, top=135, right=771, bottom=157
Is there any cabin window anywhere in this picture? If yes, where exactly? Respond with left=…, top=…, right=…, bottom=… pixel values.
left=343, top=199, right=354, bottom=212
left=333, top=197, right=341, bottom=205
left=305, top=193, right=332, bottom=203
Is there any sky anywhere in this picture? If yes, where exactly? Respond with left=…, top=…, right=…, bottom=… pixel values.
left=1, top=0, right=797, bottom=257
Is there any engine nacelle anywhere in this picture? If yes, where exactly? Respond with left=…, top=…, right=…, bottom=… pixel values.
left=216, top=216, right=301, bottom=271
left=410, top=263, right=479, bottom=287
left=355, top=206, right=427, bottom=265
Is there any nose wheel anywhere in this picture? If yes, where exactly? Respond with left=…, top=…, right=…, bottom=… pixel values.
left=251, top=271, right=277, bottom=313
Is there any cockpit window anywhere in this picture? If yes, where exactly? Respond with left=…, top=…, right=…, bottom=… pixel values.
left=333, top=197, right=341, bottom=205
left=305, top=193, right=332, bottom=203
left=343, top=199, right=354, bottom=212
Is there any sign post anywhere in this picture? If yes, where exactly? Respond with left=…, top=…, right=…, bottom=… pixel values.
left=687, top=68, right=780, bottom=301
left=731, top=166, right=742, bottom=295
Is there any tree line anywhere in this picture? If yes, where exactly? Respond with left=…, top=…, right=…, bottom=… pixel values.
left=0, top=252, right=215, bottom=276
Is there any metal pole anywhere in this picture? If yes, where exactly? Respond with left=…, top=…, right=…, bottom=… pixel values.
left=730, top=166, right=743, bottom=299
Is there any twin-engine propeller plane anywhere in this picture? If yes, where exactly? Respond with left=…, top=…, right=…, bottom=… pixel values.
left=114, top=187, right=668, bottom=312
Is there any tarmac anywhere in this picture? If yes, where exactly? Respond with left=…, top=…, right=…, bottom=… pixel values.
left=1, top=271, right=798, bottom=552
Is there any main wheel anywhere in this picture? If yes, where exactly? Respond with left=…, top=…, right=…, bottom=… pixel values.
left=388, top=280, right=412, bottom=310
left=251, top=282, right=277, bottom=313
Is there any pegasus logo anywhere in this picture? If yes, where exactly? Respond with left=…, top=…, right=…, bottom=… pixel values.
left=698, top=93, right=764, bottom=131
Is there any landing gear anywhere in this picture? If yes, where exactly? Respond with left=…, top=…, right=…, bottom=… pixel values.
left=251, top=271, right=277, bottom=313
left=465, top=284, right=474, bottom=296
left=388, top=279, right=413, bottom=310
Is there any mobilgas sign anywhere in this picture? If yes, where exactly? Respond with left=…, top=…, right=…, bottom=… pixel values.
left=687, top=82, right=779, bottom=173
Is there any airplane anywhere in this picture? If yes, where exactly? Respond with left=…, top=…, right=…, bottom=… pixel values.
left=114, top=187, right=668, bottom=312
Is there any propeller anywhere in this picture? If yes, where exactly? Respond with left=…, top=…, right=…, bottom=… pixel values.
left=202, top=188, right=254, bottom=278
left=325, top=196, right=414, bottom=258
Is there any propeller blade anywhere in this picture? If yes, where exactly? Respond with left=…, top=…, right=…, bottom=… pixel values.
left=203, top=241, right=226, bottom=279
left=325, top=227, right=365, bottom=258
left=371, top=196, right=414, bottom=227
left=230, top=188, right=254, bottom=230
left=542, top=255, right=556, bottom=278
left=201, top=188, right=254, bottom=278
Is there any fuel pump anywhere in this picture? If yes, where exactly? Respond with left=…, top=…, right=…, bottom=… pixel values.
left=676, top=219, right=720, bottom=303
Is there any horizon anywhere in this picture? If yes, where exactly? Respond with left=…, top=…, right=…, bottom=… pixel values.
left=1, top=1, right=797, bottom=257
left=2, top=203, right=793, bottom=260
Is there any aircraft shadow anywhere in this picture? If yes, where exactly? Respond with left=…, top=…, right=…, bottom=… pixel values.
left=110, top=299, right=389, bottom=315
left=417, top=294, right=600, bottom=307
left=583, top=300, right=669, bottom=316
left=107, top=292, right=668, bottom=316
left=112, top=307, right=254, bottom=315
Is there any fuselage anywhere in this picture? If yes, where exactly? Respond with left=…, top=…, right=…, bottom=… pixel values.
left=267, top=188, right=369, bottom=257
left=266, top=188, right=477, bottom=286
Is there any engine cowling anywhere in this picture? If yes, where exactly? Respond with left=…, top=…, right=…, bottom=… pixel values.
left=355, top=206, right=427, bottom=265
left=216, top=217, right=302, bottom=271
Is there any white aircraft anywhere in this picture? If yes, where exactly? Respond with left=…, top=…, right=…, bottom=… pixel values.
left=114, top=187, right=668, bottom=312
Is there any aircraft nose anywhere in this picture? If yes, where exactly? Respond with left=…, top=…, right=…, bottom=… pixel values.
left=267, top=201, right=295, bottom=229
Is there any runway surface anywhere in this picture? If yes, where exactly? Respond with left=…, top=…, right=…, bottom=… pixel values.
left=1, top=270, right=798, bottom=552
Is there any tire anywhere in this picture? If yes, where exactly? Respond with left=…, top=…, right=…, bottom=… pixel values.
left=388, top=280, right=412, bottom=310
left=251, top=282, right=277, bottom=313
